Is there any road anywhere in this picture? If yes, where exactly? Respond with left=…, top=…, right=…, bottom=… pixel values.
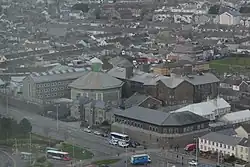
left=0, top=149, right=26, bottom=167
left=0, top=104, right=124, bottom=157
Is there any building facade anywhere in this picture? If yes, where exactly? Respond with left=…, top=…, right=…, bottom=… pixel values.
left=157, top=78, right=194, bottom=106
left=69, top=71, right=123, bottom=104
left=112, top=106, right=209, bottom=145
left=22, top=69, right=87, bottom=100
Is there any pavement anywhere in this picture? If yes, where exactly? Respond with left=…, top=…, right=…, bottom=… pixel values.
left=0, top=104, right=124, bottom=157
left=0, top=148, right=26, bottom=167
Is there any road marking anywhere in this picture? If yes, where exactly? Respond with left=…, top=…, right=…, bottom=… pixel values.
left=0, top=150, right=16, bottom=167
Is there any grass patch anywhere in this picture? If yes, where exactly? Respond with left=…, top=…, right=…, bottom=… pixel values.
left=60, top=142, right=93, bottom=160
left=210, top=57, right=250, bottom=73
left=93, top=159, right=120, bottom=165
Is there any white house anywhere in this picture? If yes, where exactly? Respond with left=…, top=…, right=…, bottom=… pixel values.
left=219, top=109, right=250, bottom=124
left=219, top=11, right=240, bottom=25
left=172, top=98, right=231, bottom=121
left=199, top=132, right=240, bottom=156
left=199, top=132, right=250, bottom=162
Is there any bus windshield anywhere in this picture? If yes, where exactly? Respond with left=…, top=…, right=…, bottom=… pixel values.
left=110, top=132, right=130, bottom=142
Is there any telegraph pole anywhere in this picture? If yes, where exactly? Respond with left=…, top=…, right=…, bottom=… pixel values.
left=6, top=95, right=8, bottom=115
left=56, top=105, right=59, bottom=131
left=29, top=133, right=32, bottom=165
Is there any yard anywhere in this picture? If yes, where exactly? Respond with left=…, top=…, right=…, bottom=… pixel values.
left=209, top=57, right=250, bottom=73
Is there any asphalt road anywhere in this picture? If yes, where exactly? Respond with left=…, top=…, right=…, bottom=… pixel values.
left=0, top=104, right=124, bottom=157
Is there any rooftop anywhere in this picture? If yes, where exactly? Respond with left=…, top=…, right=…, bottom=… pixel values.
left=181, top=73, right=220, bottom=85
left=220, top=109, right=250, bottom=123
left=200, top=132, right=243, bottom=146
left=173, top=98, right=230, bottom=116
left=29, top=68, right=87, bottom=83
left=69, top=71, right=124, bottom=90
left=115, top=106, right=208, bottom=126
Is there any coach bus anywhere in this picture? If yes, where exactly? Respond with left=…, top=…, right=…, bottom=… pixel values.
left=110, top=132, right=130, bottom=142
left=46, top=150, right=71, bottom=161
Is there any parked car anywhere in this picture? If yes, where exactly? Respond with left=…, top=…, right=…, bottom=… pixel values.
left=83, top=128, right=91, bottom=133
left=93, top=131, right=101, bottom=136
left=188, top=160, right=198, bottom=166
left=109, top=140, right=118, bottom=146
left=118, top=141, right=129, bottom=148
left=101, top=133, right=108, bottom=137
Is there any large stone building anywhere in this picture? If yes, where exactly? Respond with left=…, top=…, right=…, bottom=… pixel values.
left=112, top=106, right=209, bottom=146
left=22, top=68, right=87, bottom=100
left=157, top=77, right=194, bottom=106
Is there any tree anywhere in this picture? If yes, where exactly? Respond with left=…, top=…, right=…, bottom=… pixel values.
left=208, top=5, right=220, bottom=14
left=19, top=118, right=32, bottom=134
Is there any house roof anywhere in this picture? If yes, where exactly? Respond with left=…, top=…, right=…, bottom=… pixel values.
left=69, top=71, right=124, bottom=90
left=109, top=56, right=133, bottom=68
left=200, top=132, right=243, bottom=146
left=173, top=98, right=230, bottom=116
left=240, top=124, right=250, bottom=134
left=29, top=68, right=87, bottom=83
left=181, top=73, right=220, bottom=85
left=108, top=67, right=127, bottom=79
left=159, top=77, right=185, bottom=88
left=115, top=106, right=208, bottom=126
left=220, top=109, right=250, bottom=123
left=124, top=92, right=160, bottom=109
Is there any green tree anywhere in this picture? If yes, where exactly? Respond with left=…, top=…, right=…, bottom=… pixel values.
left=208, top=5, right=220, bottom=14
left=19, top=118, right=32, bottom=134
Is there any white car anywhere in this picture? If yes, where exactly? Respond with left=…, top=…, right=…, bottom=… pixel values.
left=109, top=140, right=118, bottom=145
left=118, top=141, right=129, bottom=148
left=83, top=128, right=91, bottom=133
left=93, top=131, right=101, bottom=135
left=188, top=160, right=198, bottom=166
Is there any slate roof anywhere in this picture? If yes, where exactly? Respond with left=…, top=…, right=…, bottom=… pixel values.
left=182, top=73, right=220, bottom=85
left=124, top=92, right=160, bottom=109
left=159, top=77, right=184, bottom=88
left=115, top=106, right=208, bottom=126
left=200, top=132, right=243, bottom=146
left=240, top=124, right=250, bottom=134
left=109, top=56, right=133, bottom=68
left=173, top=98, right=230, bottom=116
left=29, top=68, right=87, bottom=83
left=69, top=71, right=124, bottom=90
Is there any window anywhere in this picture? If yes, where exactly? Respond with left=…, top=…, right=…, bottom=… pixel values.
left=216, top=143, right=218, bottom=147
left=241, top=147, right=243, bottom=152
left=212, top=142, right=215, bottom=146
left=232, top=147, right=234, bottom=151
left=220, top=143, right=222, bottom=147
left=245, top=148, right=248, bottom=153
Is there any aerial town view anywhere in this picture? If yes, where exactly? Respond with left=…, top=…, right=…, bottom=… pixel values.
left=1, top=0, right=250, bottom=166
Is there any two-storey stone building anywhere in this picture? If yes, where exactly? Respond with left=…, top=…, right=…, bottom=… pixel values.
left=112, top=106, right=209, bottom=145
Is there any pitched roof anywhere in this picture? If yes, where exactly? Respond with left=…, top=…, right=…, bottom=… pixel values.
left=220, top=109, right=250, bottom=123
left=29, top=68, right=87, bottom=83
left=109, top=56, right=133, bottom=68
left=159, top=77, right=184, bottom=88
left=124, top=92, right=160, bottom=109
left=115, top=106, right=208, bottom=126
left=90, top=57, right=103, bottom=64
left=182, top=73, right=220, bottom=85
left=200, top=132, right=243, bottom=146
left=240, top=124, right=250, bottom=134
left=173, top=98, right=230, bottom=116
left=69, top=71, right=124, bottom=90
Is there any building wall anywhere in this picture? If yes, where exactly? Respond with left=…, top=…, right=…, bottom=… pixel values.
left=194, top=63, right=210, bottom=71
left=193, top=82, right=219, bottom=103
left=71, top=87, right=122, bottom=103
left=236, top=145, right=249, bottom=162
left=112, top=122, right=209, bottom=147
left=23, top=76, right=76, bottom=100
left=153, top=67, right=169, bottom=76
left=157, top=80, right=194, bottom=105
left=220, top=13, right=233, bottom=25
left=199, top=138, right=237, bottom=156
